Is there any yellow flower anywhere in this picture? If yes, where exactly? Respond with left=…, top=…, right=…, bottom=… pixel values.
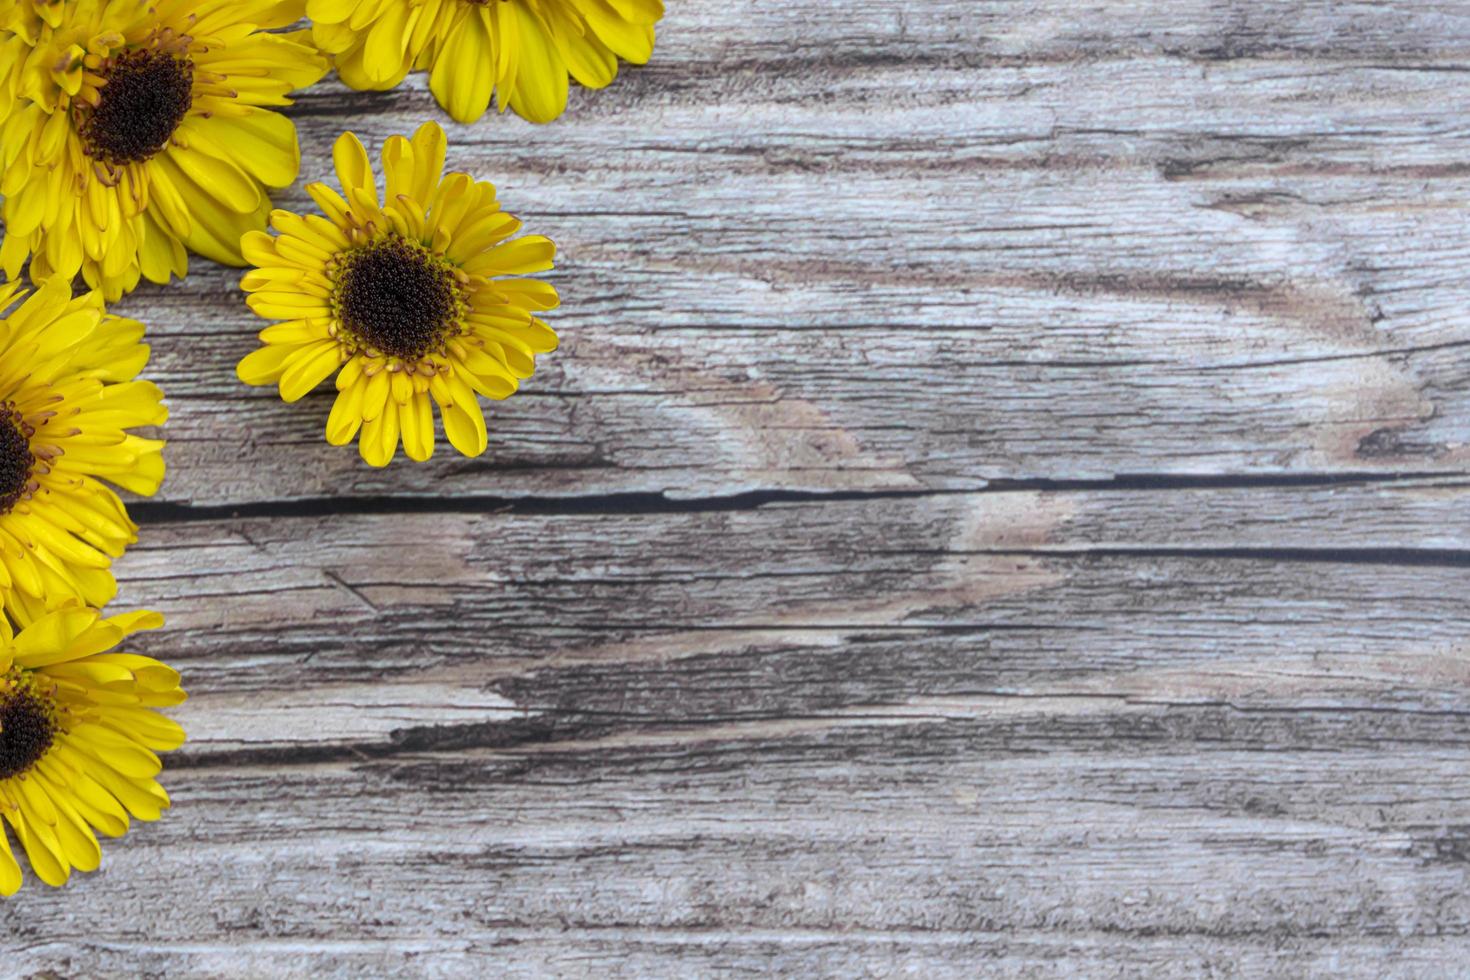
left=0, top=0, right=328, bottom=300
left=236, top=122, right=560, bottom=467
left=307, top=0, right=664, bottom=123
left=0, top=606, right=184, bottom=896
left=0, top=277, right=166, bottom=626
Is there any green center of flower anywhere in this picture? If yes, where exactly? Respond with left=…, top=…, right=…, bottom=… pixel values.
left=332, top=235, right=464, bottom=361
left=79, top=48, right=195, bottom=167
left=0, top=405, right=34, bottom=516
left=0, top=674, right=57, bottom=781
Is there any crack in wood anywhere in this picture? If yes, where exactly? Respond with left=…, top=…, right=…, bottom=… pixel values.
left=125, top=469, right=1463, bottom=525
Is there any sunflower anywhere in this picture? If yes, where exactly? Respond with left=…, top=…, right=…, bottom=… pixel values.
left=236, top=121, right=560, bottom=467
left=0, top=0, right=328, bottom=300
left=307, top=0, right=664, bottom=123
left=0, top=276, right=166, bottom=626
left=0, top=605, right=183, bottom=895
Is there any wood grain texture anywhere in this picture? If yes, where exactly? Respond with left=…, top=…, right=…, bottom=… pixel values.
left=5, top=1, right=1470, bottom=976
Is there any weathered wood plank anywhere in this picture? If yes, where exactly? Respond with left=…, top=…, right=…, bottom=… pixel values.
left=103, top=481, right=1470, bottom=756
left=103, top=0, right=1470, bottom=503
left=3, top=736, right=1468, bottom=978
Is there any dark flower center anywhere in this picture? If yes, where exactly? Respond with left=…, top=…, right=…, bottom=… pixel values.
left=79, top=48, right=194, bottom=166
left=0, top=679, right=57, bottom=781
left=333, top=236, right=463, bottom=360
left=0, top=406, right=33, bottom=516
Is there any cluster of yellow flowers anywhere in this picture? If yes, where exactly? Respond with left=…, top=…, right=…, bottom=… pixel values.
left=0, top=0, right=662, bottom=893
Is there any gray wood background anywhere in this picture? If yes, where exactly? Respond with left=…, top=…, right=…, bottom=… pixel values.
left=5, top=1, right=1470, bottom=976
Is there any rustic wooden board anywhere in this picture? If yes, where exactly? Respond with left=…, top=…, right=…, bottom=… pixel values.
left=4, top=1, right=1470, bottom=976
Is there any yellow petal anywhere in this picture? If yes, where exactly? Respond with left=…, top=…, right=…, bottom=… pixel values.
left=237, top=343, right=298, bottom=385
left=333, top=131, right=377, bottom=207
left=278, top=341, right=343, bottom=402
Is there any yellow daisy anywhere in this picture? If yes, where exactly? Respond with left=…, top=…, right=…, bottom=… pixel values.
left=236, top=121, right=559, bottom=467
left=307, top=0, right=664, bottom=123
left=0, top=276, right=166, bottom=626
left=0, top=0, right=328, bottom=300
left=0, top=605, right=184, bottom=895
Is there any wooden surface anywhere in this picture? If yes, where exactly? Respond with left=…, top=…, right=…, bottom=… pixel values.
left=6, top=1, right=1470, bottom=975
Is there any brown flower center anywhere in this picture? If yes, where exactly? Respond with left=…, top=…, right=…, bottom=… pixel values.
left=78, top=48, right=194, bottom=167
left=0, top=676, right=57, bottom=781
left=0, top=405, right=34, bottom=516
left=332, top=235, right=464, bottom=361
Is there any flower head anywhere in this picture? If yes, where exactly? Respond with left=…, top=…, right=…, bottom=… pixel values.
left=0, top=606, right=184, bottom=896
left=0, top=277, right=166, bottom=625
left=236, top=121, right=560, bottom=467
left=0, top=0, right=329, bottom=299
left=307, top=0, right=664, bottom=123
